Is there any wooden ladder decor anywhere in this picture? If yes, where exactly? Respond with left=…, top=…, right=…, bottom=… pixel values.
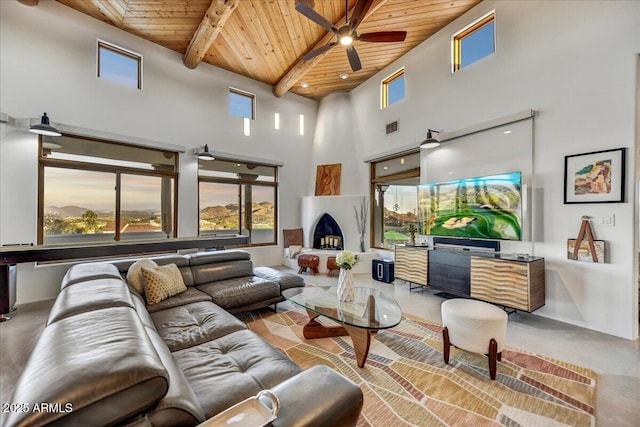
left=571, top=216, right=598, bottom=263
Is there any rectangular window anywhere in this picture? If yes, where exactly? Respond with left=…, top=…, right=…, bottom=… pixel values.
left=39, top=134, right=177, bottom=245
left=199, top=158, right=278, bottom=246
left=229, top=88, right=255, bottom=120
left=453, top=12, right=495, bottom=72
left=299, top=114, right=304, bottom=136
left=97, top=40, right=142, bottom=89
left=381, top=68, right=405, bottom=109
left=370, top=152, right=420, bottom=249
left=274, top=113, right=280, bottom=130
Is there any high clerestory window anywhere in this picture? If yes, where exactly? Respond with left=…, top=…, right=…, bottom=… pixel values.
left=97, top=40, right=142, bottom=89
left=229, top=88, right=255, bottom=136
left=453, top=11, right=495, bottom=72
left=38, top=134, right=178, bottom=245
left=381, top=68, right=405, bottom=109
left=199, top=158, right=278, bottom=246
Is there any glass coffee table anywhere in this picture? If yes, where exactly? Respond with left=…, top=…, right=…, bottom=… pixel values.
left=282, top=286, right=402, bottom=368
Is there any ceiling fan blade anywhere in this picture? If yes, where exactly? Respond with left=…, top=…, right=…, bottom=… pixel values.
left=346, top=45, right=362, bottom=72
left=302, top=42, right=337, bottom=61
left=358, top=31, right=407, bottom=43
left=349, top=0, right=374, bottom=31
left=295, top=1, right=337, bottom=33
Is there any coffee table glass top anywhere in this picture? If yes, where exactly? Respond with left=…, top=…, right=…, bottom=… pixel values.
left=282, top=286, right=402, bottom=330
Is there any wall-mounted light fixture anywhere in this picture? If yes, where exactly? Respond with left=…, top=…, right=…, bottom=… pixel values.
left=420, top=129, right=440, bottom=149
left=195, top=144, right=215, bottom=161
left=29, top=112, right=61, bottom=137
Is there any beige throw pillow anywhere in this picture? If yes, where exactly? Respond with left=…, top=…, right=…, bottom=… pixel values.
left=141, top=263, right=187, bottom=305
left=288, top=245, right=303, bottom=258
left=127, top=258, right=158, bottom=295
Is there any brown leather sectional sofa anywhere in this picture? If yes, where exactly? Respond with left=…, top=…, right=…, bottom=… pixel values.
left=3, top=250, right=363, bottom=426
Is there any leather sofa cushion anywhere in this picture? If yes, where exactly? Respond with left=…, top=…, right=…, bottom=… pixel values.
left=253, top=266, right=305, bottom=291
left=150, top=301, right=247, bottom=352
left=146, top=287, right=212, bottom=313
left=188, top=250, right=251, bottom=266
left=144, top=327, right=207, bottom=426
left=172, top=329, right=301, bottom=418
left=190, top=259, right=255, bottom=285
left=4, top=307, right=169, bottom=427
left=47, top=277, right=134, bottom=325
left=197, top=277, right=279, bottom=310
left=61, top=262, right=123, bottom=289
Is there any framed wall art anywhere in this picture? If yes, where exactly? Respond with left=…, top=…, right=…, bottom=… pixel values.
left=564, top=148, right=626, bottom=204
left=315, top=163, right=341, bottom=196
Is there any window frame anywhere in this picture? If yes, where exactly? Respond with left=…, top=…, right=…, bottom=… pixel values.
left=229, top=87, right=256, bottom=120
left=97, top=39, right=143, bottom=90
left=452, top=11, right=495, bottom=72
left=198, top=158, right=278, bottom=247
left=369, top=151, right=420, bottom=250
left=37, top=134, right=178, bottom=245
left=381, top=68, right=405, bottom=109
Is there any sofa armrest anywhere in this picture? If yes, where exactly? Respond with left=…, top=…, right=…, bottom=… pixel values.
left=269, top=366, right=363, bottom=427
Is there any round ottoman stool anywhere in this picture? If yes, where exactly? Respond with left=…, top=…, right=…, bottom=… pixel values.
left=441, top=298, right=507, bottom=380
left=297, top=254, right=320, bottom=275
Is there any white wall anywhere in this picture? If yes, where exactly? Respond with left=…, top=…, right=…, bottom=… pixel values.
left=0, top=1, right=318, bottom=302
left=334, top=1, right=639, bottom=339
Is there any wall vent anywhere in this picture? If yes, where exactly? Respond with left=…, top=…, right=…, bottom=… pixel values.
left=385, top=120, right=399, bottom=135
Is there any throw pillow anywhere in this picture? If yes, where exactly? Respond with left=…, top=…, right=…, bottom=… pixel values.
left=288, top=245, right=303, bottom=258
left=141, top=263, right=187, bottom=305
left=283, top=228, right=303, bottom=248
left=127, top=258, right=158, bottom=295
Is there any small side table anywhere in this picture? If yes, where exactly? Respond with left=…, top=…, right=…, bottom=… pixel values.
left=297, top=254, right=320, bottom=275
left=326, top=256, right=340, bottom=277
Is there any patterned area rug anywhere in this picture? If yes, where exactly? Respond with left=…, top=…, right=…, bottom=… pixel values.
left=241, top=304, right=596, bottom=427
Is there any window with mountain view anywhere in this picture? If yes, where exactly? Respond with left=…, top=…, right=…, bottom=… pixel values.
left=39, top=134, right=177, bottom=245
left=370, top=152, right=420, bottom=250
left=199, top=158, right=277, bottom=246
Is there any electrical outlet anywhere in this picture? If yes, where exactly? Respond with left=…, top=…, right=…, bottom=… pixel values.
left=597, top=214, right=615, bottom=227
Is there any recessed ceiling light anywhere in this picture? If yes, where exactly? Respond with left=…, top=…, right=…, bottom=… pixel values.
left=503, top=130, right=512, bottom=134
left=300, top=82, right=309, bottom=88
left=400, top=158, right=405, bottom=165
left=339, top=73, right=349, bottom=80
left=383, top=166, right=389, bottom=170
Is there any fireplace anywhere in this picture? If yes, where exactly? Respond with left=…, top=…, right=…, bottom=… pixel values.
left=312, top=213, right=344, bottom=250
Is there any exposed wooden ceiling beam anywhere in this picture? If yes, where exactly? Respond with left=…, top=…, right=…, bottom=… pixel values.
left=183, top=0, right=239, bottom=70
left=273, top=0, right=386, bottom=98
left=17, top=0, right=38, bottom=6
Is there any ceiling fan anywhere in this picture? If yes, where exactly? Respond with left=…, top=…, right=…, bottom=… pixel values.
left=296, top=0, right=407, bottom=72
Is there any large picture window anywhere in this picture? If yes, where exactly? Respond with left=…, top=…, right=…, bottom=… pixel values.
left=39, top=134, right=177, bottom=245
left=370, top=152, right=420, bottom=249
left=199, top=158, right=277, bottom=246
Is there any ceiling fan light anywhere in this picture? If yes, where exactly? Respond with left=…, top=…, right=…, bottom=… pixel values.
left=339, top=35, right=353, bottom=46
left=29, top=112, right=61, bottom=137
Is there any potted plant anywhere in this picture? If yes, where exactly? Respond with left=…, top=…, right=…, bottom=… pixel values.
left=407, top=223, right=417, bottom=245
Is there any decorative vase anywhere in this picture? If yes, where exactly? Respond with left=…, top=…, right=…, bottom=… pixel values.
left=337, top=268, right=355, bottom=302
left=359, top=236, right=365, bottom=253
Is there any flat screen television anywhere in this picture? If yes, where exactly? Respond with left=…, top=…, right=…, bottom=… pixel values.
left=418, top=172, right=522, bottom=241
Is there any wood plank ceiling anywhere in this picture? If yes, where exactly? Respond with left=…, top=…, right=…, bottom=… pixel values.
left=52, top=0, right=481, bottom=100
